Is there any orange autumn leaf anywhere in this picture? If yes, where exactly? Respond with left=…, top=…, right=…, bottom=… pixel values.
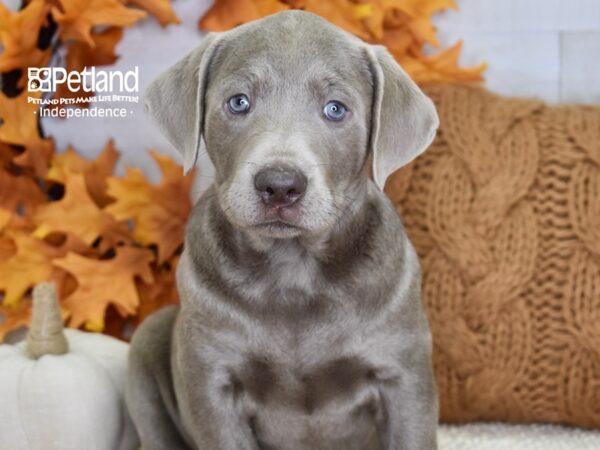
left=48, top=259, right=79, bottom=301
left=101, top=305, right=132, bottom=340
left=53, top=246, right=154, bottom=331
left=66, top=27, right=123, bottom=68
left=53, top=27, right=124, bottom=107
left=199, top=0, right=484, bottom=84
left=385, top=0, right=456, bottom=13
left=0, top=169, right=46, bottom=215
left=128, top=0, right=180, bottom=26
left=381, top=25, right=413, bottom=56
left=0, top=298, right=31, bottom=342
left=0, top=142, right=19, bottom=169
left=0, top=209, right=22, bottom=259
left=12, top=139, right=55, bottom=178
left=0, top=0, right=190, bottom=339
left=304, top=0, right=372, bottom=40
left=0, top=0, right=52, bottom=73
left=0, top=90, right=42, bottom=148
left=383, top=0, right=457, bottom=47
left=406, top=16, right=439, bottom=48
left=355, top=1, right=385, bottom=40
left=43, top=231, right=96, bottom=259
left=47, top=140, right=120, bottom=207
left=0, top=230, right=60, bottom=307
left=0, top=208, right=13, bottom=232
left=105, top=150, right=194, bottom=263
left=200, top=0, right=290, bottom=31
left=0, top=90, right=54, bottom=176
left=0, top=207, right=34, bottom=236
left=51, top=0, right=146, bottom=46
left=46, top=147, right=88, bottom=180
left=34, top=171, right=131, bottom=249
left=135, top=256, right=179, bottom=323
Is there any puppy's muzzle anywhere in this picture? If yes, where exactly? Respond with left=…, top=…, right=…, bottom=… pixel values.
left=254, top=165, right=307, bottom=207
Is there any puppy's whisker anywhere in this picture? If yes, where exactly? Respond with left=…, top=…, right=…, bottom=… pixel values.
left=327, top=203, right=354, bottom=226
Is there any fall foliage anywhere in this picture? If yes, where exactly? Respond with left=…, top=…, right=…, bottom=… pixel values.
left=199, top=0, right=486, bottom=84
left=0, top=0, right=482, bottom=340
left=0, top=140, right=193, bottom=340
left=0, top=0, right=183, bottom=340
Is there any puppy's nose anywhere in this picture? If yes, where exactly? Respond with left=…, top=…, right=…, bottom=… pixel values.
left=254, top=165, right=307, bottom=207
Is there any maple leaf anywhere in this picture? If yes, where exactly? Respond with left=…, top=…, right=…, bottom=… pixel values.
left=0, top=91, right=43, bottom=148
left=100, top=305, right=131, bottom=340
left=302, top=0, right=370, bottom=40
left=354, top=0, right=385, bottom=41
left=383, top=0, right=457, bottom=47
left=46, top=140, right=120, bottom=207
left=385, top=0, right=457, bottom=16
left=12, top=139, right=55, bottom=178
left=381, top=25, right=413, bottom=57
left=53, top=246, right=154, bottom=331
left=105, top=150, right=193, bottom=263
left=0, top=89, right=54, bottom=177
left=0, top=208, right=12, bottom=232
left=0, top=298, right=32, bottom=342
left=0, top=0, right=52, bottom=73
left=0, top=209, right=18, bottom=259
left=0, top=207, right=34, bottom=236
left=0, top=169, right=46, bottom=216
left=199, top=0, right=484, bottom=84
left=0, top=230, right=60, bottom=307
left=200, top=0, right=290, bottom=31
left=135, top=256, right=179, bottom=323
left=0, top=142, right=19, bottom=169
left=34, top=171, right=131, bottom=250
left=127, top=0, right=180, bottom=26
left=51, top=0, right=146, bottom=46
left=53, top=27, right=124, bottom=107
left=67, top=26, right=124, bottom=67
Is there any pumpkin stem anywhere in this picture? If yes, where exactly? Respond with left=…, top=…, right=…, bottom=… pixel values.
left=25, top=282, right=69, bottom=359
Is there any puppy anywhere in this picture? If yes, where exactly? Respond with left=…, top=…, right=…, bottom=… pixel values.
left=127, top=10, right=439, bottom=450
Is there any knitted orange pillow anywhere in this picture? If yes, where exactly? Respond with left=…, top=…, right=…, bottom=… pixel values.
left=386, top=85, right=600, bottom=428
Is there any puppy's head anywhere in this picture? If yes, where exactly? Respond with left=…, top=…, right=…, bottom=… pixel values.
left=145, top=11, right=438, bottom=239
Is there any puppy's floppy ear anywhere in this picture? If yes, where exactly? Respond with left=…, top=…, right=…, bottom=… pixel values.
left=144, top=33, right=221, bottom=174
left=365, top=45, right=439, bottom=190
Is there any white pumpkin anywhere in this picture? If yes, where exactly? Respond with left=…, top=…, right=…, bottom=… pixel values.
left=0, top=283, right=139, bottom=450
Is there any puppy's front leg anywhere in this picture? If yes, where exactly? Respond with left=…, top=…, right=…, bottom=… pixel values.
left=173, top=329, right=259, bottom=450
left=379, top=329, right=438, bottom=450
left=184, top=399, right=258, bottom=449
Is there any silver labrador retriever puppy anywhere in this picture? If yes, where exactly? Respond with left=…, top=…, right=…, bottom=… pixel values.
left=127, top=10, right=439, bottom=450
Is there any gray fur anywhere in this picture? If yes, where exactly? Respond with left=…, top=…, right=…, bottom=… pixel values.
left=127, top=10, right=439, bottom=450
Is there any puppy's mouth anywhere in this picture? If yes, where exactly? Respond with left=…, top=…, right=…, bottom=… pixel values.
left=251, top=218, right=304, bottom=239
left=261, top=203, right=301, bottom=224
left=252, top=205, right=304, bottom=234
left=255, top=220, right=301, bottom=231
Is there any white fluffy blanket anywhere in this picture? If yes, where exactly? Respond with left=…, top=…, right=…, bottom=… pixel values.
left=439, top=423, right=600, bottom=449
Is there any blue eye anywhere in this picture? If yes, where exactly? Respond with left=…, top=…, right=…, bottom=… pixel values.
left=323, top=101, right=347, bottom=121
left=227, top=94, right=250, bottom=114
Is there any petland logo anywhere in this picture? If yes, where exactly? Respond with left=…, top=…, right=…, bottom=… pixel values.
left=28, top=67, right=139, bottom=93
left=28, top=67, right=140, bottom=118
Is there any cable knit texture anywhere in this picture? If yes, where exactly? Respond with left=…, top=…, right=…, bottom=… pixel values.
left=386, top=85, right=600, bottom=428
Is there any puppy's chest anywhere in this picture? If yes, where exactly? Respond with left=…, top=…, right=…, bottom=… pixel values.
left=231, top=342, right=384, bottom=449
left=236, top=351, right=378, bottom=413
left=235, top=247, right=385, bottom=411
